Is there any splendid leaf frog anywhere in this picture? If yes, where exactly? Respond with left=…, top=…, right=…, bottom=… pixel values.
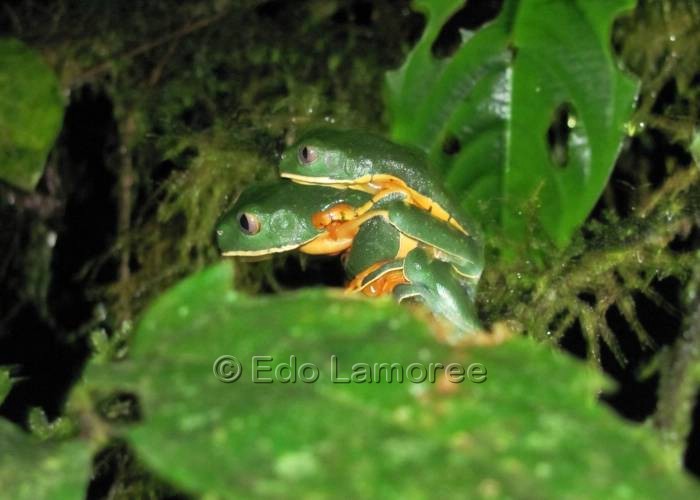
left=278, top=128, right=481, bottom=238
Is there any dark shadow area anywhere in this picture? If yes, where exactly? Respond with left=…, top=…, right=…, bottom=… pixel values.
left=0, top=85, right=119, bottom=423
left=546, top=102, right=575, bottom=168
left=559, top=278, right=683, bottom=424
left=87, top=440, right=192, bottom=500
left=259, top=254, right=347, bottom=293
left=431, top=0, right=504, bottom=58
left=48, top=86, right=119, bottom=329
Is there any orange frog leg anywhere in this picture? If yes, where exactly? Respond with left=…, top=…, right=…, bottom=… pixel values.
left=312, top=186, right=412, bottom=231
left=363, top=176, right=470, bottom=236
left=361, top=270, right=408, bottom=297
left=345, top=261, right=408, bottom=297
left=345, top=260, right=391, bottom=293
left=351, top=185, right=413, bottom=219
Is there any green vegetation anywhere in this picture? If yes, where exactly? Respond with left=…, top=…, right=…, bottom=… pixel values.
left=0, top=39, right=64, bottom=191
left=387, top=0, right=638, bottom=248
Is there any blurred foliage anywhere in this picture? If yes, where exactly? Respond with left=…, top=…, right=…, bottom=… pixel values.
left=386, top=0, right=638, bottom=249
left=0, top=38, right=64, bottom=190
left=0, top=420, right=91, bottom=500
left=76, top=263, right=699, bottom=498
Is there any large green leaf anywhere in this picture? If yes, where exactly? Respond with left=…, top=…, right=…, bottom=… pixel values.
left=81, top=263, right=698, bottom=498
left=0, top=38, right=64, bottom=191
left=386, top=0, right=639, bottom=247
left=0, top=420, right=92, bottom=500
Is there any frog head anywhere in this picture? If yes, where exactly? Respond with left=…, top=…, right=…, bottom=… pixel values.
left=216, top=182, right=319, bottom=257
left=216, top=181, right=373, bottom=257
left=279, top=128, right=418, bottom=185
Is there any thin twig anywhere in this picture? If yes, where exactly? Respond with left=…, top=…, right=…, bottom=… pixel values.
left=117, top=114, right=136, bottom=323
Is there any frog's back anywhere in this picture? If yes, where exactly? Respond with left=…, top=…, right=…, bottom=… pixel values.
left=314, top=129, right=443, bottom=196
left=314, top=129, right=434, bottom=177
left=388, top=203, right=484, bottom=277
left=308, top=129, right=481, bottom=238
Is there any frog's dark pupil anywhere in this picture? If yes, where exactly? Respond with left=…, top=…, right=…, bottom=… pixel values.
left=239, top=213, right=260, bottom=235
left=239, top=214, right=250, bottom=232
left=299, top=145, right=316, bottom=164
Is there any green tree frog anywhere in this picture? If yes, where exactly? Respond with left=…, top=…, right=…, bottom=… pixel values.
left=216, top=182, right=483, bottom=337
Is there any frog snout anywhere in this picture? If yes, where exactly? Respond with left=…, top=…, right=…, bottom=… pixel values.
left=215, top=226, right=227, bottom=252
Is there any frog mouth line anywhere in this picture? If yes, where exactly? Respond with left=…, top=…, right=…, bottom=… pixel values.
left=221, top=243, right=300, bottom=257
left=280, top=173, right=367, bottom=188
left=281, top=173, right=378, bottom=195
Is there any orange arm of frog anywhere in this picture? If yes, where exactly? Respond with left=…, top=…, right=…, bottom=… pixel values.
left=300, top=209, right=390, bottom=255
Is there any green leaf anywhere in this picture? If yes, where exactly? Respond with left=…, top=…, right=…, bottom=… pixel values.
left=82, top=263, right=698, bottom=497
left=386, top=0, right=639, bottom=247
left=0, top=38, right=65, bottom=191
left=0, top=420, right=92, bottom=500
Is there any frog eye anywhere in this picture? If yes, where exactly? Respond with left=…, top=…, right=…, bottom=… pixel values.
left=298, top=145, right=318, bottom=165
left=238, top=213, right=261, bottom=235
